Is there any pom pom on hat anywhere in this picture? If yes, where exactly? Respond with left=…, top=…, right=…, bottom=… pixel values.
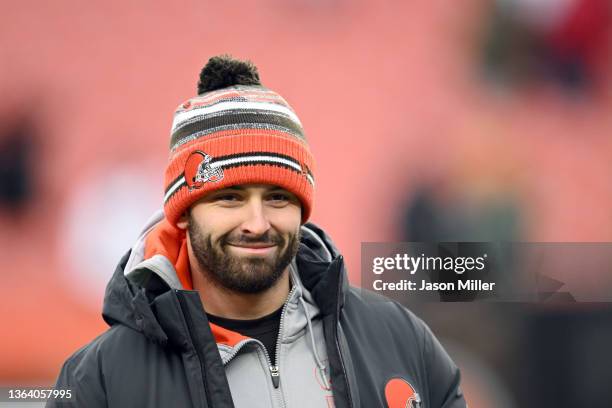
left=197, top=55, right=261, bottom=94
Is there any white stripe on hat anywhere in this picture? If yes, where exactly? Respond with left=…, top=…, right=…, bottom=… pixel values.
left=164, top=154, right=315, bottom=203
left=171, top=101, right=302, bottom=133
left=306, top=173, right=315, bottom=186
left=164, top=176, right=186, bottom=202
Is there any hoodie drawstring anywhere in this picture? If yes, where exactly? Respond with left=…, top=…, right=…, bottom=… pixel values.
left=299, top=295, right=331, bottom=390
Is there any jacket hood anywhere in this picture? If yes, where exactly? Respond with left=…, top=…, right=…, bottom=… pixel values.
left=101, top=209, right=347, bottom=345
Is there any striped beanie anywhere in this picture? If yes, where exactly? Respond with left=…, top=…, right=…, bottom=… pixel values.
left=163, top=55, right=315, bottom=227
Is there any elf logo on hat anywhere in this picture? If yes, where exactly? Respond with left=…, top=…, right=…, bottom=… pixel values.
left=185, top=150, right=224, bottom=190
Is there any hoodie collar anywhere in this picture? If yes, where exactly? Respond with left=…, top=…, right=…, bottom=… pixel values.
left=124, top=209, right=192, bottom=290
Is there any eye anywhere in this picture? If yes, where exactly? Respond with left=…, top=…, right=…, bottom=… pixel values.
left=213, top=193, right=242, bottom=203
left=266, top=191, right=296, bottom=207
left=269, top=193, right=289, bottom=201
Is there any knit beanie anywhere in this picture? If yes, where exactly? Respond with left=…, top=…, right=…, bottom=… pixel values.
left=163, top=55, right=315, bottom=227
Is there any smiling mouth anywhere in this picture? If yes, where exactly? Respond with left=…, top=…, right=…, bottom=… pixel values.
left=226, top=244, right=278, bottom=255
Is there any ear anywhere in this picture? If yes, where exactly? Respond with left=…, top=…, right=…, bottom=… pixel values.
left=176, top=213, right=188, bottom=230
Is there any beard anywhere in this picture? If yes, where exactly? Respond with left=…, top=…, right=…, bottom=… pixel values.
left=188, top=214, right=300, bottom=294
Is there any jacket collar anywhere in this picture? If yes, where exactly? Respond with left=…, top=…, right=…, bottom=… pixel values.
left=102, top=210, right=348, bottom=344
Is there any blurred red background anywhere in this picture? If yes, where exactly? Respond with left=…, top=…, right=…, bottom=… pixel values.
left=1, top=0, right=611, bottom=406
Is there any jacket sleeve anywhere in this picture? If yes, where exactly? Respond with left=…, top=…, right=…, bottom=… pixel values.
left=45, top=345, right=108, bottom=408
left=422, top=323, right=467, bottom=408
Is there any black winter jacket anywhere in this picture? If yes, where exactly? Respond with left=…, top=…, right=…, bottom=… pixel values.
left=48, top=222, right=466, bottom=408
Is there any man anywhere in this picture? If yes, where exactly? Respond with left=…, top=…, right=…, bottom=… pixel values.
left=49, top=55, right=467, bottom=408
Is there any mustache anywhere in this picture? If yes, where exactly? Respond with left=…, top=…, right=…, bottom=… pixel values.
left=221, top=231, right=284, bottom=246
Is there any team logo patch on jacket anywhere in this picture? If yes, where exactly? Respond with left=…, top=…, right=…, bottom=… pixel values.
left=385, top=378, right=422, bottom=408
left=184, top=150, right=224, bottom=190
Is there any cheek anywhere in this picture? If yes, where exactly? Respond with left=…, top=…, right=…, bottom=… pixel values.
left=272, top=208, right=302, bottom=236
left=191, top=208, right=242, bottom=242
left=287, top=205, right=302, bottom=228
left=206, top=224, right=234, bottom=245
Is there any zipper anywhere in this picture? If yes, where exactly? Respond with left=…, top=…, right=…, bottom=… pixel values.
left=261, top=284, right=296, bottom=408
left=220, top=285, right=297, bottom=393
left=332, top=256, right=354, bottom=408
left=334, top=328, right=353, bottom=408
left=224, top=339, right=282, bottom=388
left=269, top=365, right=280, bottom=388
left=176, top=291, right=212, bottom=408
left=220, top=337, right=284, bottom=406
left=269, top=284, right=296, bottom=389
left=220, top=338, right=257, bottom=365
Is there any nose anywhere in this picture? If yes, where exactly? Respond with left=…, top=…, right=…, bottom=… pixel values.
left=239, top=198, right=271, bottom=236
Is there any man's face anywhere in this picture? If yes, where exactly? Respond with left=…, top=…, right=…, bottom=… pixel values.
left=181, top=184, right=302, bottom=294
